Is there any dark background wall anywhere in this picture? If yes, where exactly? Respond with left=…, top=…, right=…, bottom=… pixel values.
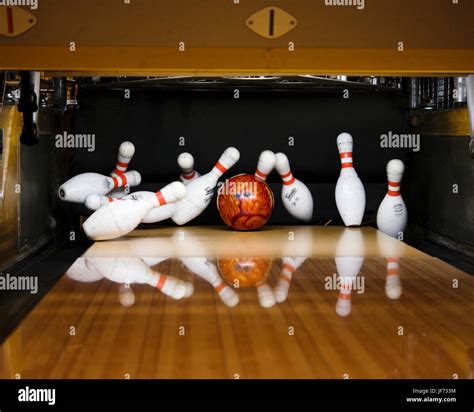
left=72, top=87, right=409, bottom=225
left=405, top=135, right=474, bottom=248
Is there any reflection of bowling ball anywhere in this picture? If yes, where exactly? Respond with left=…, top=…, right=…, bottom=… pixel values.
left=217, top=174, right=274, bottom=230
left=218, top=257, right=272, bottom=288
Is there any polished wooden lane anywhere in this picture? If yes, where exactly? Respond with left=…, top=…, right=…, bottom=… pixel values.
left=1, top=226, right=473, bottom=379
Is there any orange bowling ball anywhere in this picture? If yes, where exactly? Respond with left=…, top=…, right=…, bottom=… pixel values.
left=217, top=174, right=274, bottom=230
left=218, top=257, right=273, bottom=288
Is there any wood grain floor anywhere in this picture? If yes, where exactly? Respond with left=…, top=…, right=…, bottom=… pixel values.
left=1, top=226, right=473, bottom=379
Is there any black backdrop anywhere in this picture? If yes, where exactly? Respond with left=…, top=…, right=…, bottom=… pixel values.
left=73, top=87, right=409, bottom=225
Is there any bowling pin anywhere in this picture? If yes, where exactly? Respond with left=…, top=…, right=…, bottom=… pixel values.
left=83, top=181, right=186, bottom=240
left=178, top=152, right=201, bottom=185
left=275, top=152, right=314, bottom=222
left=376, top=159, right=407, bottom=239
left=58, top=171, right=141, bottom=204
left=85, top=257, right=193, bottom=300
left=255, top=150, right=276, bottom=181
left=109, top=141, right=136, bottom=198
left=335, top=133, right=366, bottom=226
left=85, top=193, right=177, bottom=224
left=171, top=147, right=240, bottom=225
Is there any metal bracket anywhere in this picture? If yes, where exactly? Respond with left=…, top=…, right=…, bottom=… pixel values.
left=466, top=74, right=474, bottom=158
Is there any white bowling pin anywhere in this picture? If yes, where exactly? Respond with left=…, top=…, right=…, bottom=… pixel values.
left=275, top=152, right=313, bottom=222
left=58, top=171, right=141, bottom=204
left=385, top=257, right=402, bottom=300
left=85, top=257, right=193, bottom=300
left=178, top=152, right=201, bottom=185
left=274, top=257, right=306, bottom=303
left=335, top=133, right=366, bottom=226
left=171, top=147, right=240, bottom=225
left=376, top=159, right=407, bottom=239
left=83, top=181, right=186, bottom=240
left=255, top=150, right=276, bottom=181
left=85, top=193, right=177, bottom=224
left=109, top=141, right=136, bottom=198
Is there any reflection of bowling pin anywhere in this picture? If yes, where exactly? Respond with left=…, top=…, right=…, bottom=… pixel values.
left=335, top=133, right=366, bottom=226
left=334, top=228, right=365, bottom=317
left=85, top=193, right=177, bottom=224
left=173, top=228, right=239, bottom=307
left=178, top=152, right=201, bottom=185
left=181, top=258, right=239, bottom=307
left=58, top=171, right=141, bottom=204
left=109, top=141, right=136, bottom=198
left=385, top=258, right=402, bottom=300
left=275, top=152, right=313, bottom=222
left=255, top=150, right=275, bottom=181
left=85, top=257, right=193, bottom=300
left=274, top=257, right=306, bottom=303
left=65, top=258, right=103, bottom=282
left=256, top=282, right=276, bottom=308
left=377, top=159, right=407, bottom=239
left=118, top=284, right=136, bottom=307
left=171, top=147, right=240, bottom=225
left=83, top=182, right=186, bottom=240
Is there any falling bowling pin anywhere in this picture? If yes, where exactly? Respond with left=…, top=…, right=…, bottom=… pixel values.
left=274, top=257, right=306, bottom=303
left=335, top=133, right=366, bottom=226
left=171, top=147, right=240, bottom=225
left=109, top=141, right=136, bottom=198
left=377, top=159, right=407, bottom=239
left=178, top=152, right=201, bottom=185
left=58, top=170, right=141, bottom=204
left=255, top=150, right=276, bottom=181
left=275, top=152, right=313, bottom=222
left=85, top=192, right=177, bottom=224
left=83, top=181, right=186, bottom=240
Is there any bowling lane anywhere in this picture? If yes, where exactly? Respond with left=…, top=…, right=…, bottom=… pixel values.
left=1, top=226, right=473, bottom=379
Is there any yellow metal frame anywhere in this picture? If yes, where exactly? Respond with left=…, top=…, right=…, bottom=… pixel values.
left=0, top=0, right=473, bottom=76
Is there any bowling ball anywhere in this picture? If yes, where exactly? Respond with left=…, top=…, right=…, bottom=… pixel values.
left=217, top=174, right=274, bottom=230
left=218, top=257, right=273, bottom=288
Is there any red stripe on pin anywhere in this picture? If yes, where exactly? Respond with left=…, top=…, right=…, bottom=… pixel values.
left=116, top=160, right=128, bottom=168
left=281, top=170, right=292, bottom=179
left=283, top=176, right=296, bottom=185
left=282, top=263, right=295, bottom=272
left=183, top=171, right=195, bottom=180
left=340, top=152, right=352, bottom=159
left=215, top=283, right=226, bottom=293
left=111, top=176, right=119, bottom=187
left=388, top=190, right=400, bottom=196
left=156, top=275, right=166, bottom=290
left=119, top=173, right=127, bottom=186
left=107, top=197, right=114, bottom=203
left=155, top=191, right=166, bottom=206
left=341, top=162, right=353, bottom=169
left=215, top=162, right=227, bottom=174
